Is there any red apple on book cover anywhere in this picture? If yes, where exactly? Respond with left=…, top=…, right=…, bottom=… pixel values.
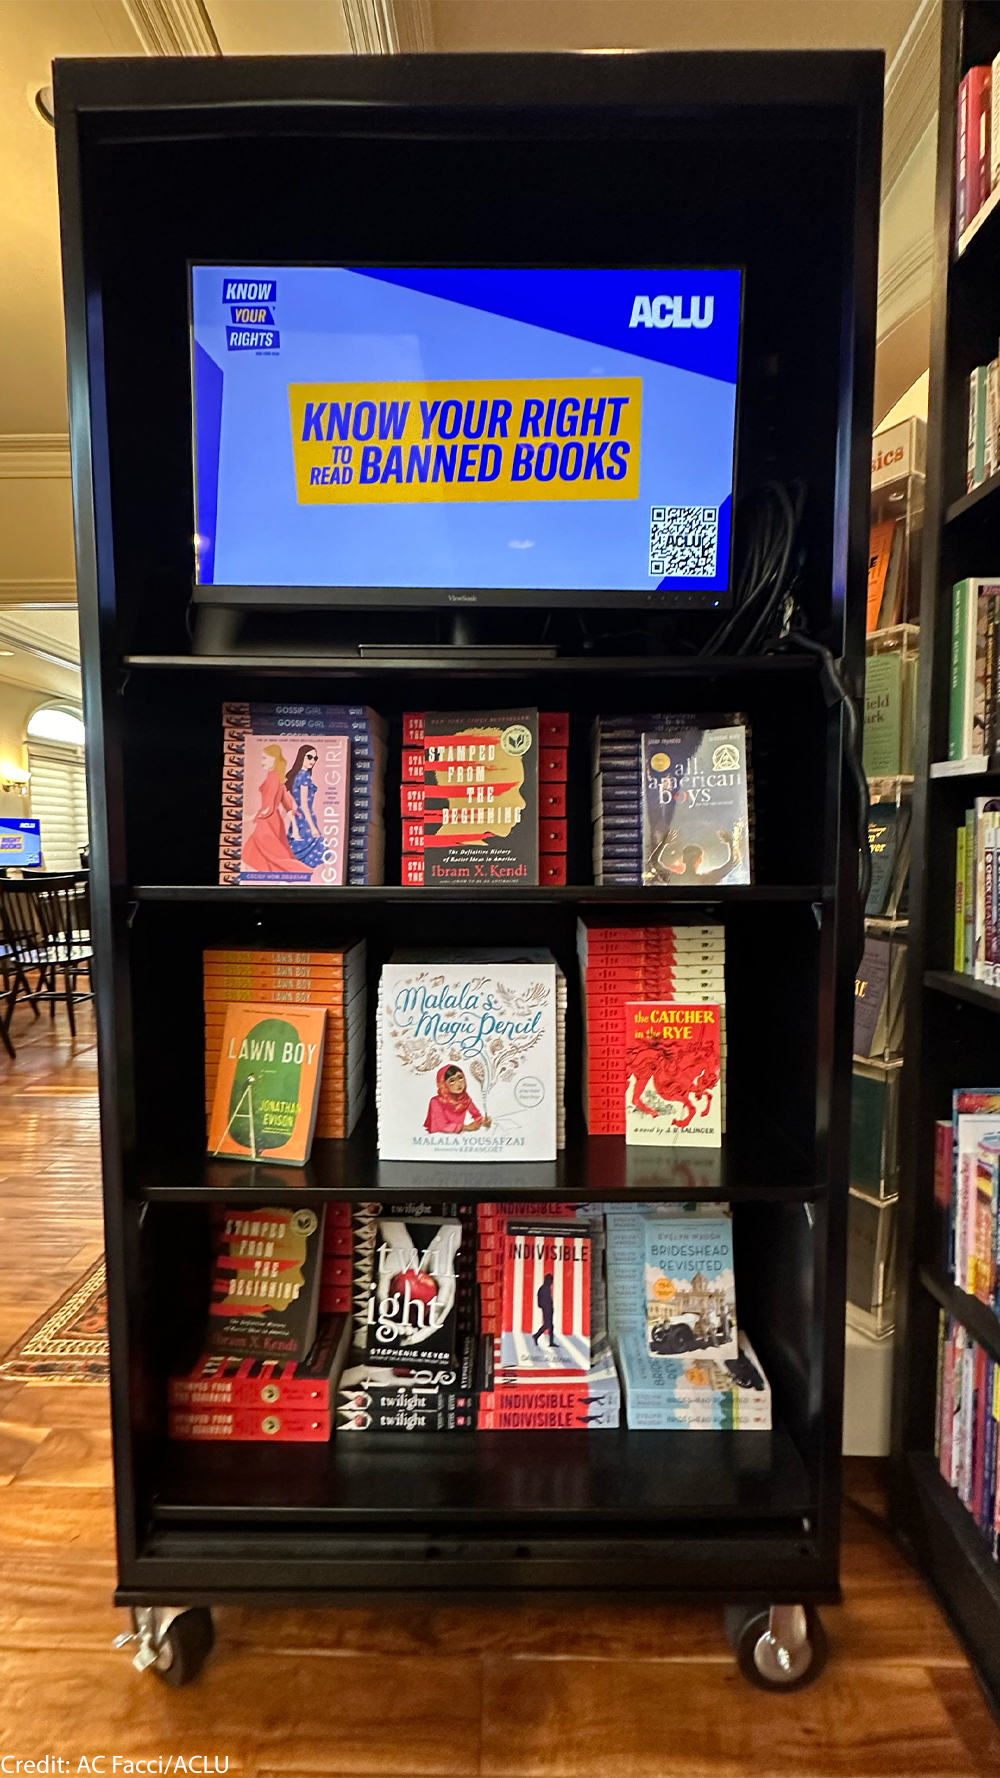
left=392, top=1267, right=438, bottom=1306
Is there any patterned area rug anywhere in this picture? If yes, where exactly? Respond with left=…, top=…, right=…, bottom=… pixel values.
left=0, top=1257, right=108, bottom=1384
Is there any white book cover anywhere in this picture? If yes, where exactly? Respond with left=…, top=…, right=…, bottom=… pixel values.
left=377, top=956, right=557, bottom=1161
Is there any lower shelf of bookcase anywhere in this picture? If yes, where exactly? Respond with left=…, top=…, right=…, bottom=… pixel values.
left=895, top=1452, right=1000, bottom=1718
left=152, top=1425, right=812, bottom=1525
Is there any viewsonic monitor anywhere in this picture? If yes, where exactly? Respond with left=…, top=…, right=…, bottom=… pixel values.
left=0, top=818, right=41, bottom=869
left=190, top=265, right=742, bottom=608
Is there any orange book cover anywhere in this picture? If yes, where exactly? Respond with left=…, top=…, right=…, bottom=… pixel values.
left=207, top=1003, right=326, bottom=1165
left=866, top=520, right=896, bottom=632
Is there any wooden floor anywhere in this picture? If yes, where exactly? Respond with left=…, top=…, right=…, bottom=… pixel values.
left=0, top=1006, right=998, bottom=1774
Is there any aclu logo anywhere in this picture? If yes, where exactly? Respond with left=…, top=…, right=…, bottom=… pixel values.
left=629, top=295, right=714, bottom=331
left=222, top=279, right=277, bottom=304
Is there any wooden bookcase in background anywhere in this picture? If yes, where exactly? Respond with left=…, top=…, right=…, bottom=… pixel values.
left=893, top=0, right=1000, bottom=1719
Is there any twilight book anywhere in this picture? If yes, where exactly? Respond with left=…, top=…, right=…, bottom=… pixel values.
left=377, top=953, right=557, bottom=1161
left=207, top=1002, right=326, bottom=1164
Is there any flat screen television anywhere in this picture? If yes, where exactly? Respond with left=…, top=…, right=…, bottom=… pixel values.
left=190, top=265, right=742, bottom=609
left=0, top=818, right=41, bottom=869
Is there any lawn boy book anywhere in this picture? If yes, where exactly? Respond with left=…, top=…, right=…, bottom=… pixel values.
left=616, top=1329, right=771, bottom=1430
left=640, top=725, right=751, bottom=886
left=423, top=709, right=539, bottom=886
left=644, top=1214, right=737, bottom=1359
left=360, top=1216, right=466, bottom=1367
left=377, top=952, right=558, bottom=1161
left=169, top=1313, right=351, bottom=1411
left=206, top=1205, right=325, bottom=1361
left=625, top=1001, right=722, bottom=1148
left=498, top=1221, right=591, bottom=1374
left=207, top=1003, right=325, bottom=1164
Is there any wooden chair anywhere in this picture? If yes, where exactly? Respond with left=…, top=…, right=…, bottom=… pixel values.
left=0, top=873, right=94, bottom=1055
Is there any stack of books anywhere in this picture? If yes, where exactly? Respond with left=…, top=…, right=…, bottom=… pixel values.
left=399, top=709, right=568, bottom=886
left=578, top=921, right=726, bottom=1135
left=968, top=363, right=1000, bottom=491
left=168, top=1205, right=354, bottom=1442
left=936, top=1317, right=1000, bottom=1558
left=220, top=701, right=385, bottom=886
left=948, top=579, right=1000, bottom=763
left=591, top=713, right=751, bottom=887
left=935, top=1090, right=1000, bottom=1307
left=375, top=949, right=565, bottom=1160
left=203, top=942, right=368, bottom=1141
left=956, top=60, right=1000, bottom=244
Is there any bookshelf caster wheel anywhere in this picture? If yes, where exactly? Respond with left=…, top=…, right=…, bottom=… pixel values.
left=152, top=1608, right=214, bottom=1686
left=725, top=1604, right=827, bottom=1691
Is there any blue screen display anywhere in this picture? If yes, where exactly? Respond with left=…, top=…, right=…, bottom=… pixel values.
left=191, top=266, right=742, bottom=598
left=0, top=818, right=41, bottom=868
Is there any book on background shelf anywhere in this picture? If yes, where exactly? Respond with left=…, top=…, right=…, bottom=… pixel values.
left=957, top=66, right=994, bottom=244
left=624, top=1001, right=723, bottom=1148
left=867, top=518, right=904, bottom=632
left=578, top=919, right=726, bottom=1136
left=203, top=942, right=368, bottom=1141
left=951, top=1092, right=1000, bottom=1304
left=219, top=702, right=386, bottom=887
left=376, top=951, right=561, bottom=1162
left=863, top=649, right=917, bottom=778
left=948, top=580, right=1000, bottom=761
left=206, top=1003, right=326, bottom=1164
left=951, top=801, right=1000, bottom=981
left=205, top=1205, right=326, bottom=1362
left=854, top=935, right=906, bottom=1058
left=866, top=802, right=911, bottom=918
left=935, top=1315, right=1000, bottom=1557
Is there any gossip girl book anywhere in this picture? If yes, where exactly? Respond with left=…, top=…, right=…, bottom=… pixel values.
left=222, top=726, right=350, bottom=886
left=377, top=952, right=558, bottom=1162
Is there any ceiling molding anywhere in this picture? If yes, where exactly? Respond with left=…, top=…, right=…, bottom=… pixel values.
left=0, top=580, right=77, bottom=609
left=341, top=0, right=433, bottom=53
left=0, top=436, right=70, bottom=480
left=121, top=0, right=221, bottom=57
left=0, top=631, right=79, bottom=672
left=882, top=0, right=941, bottom=196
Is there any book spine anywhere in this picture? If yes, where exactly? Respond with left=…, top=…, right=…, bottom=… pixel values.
left=935, top=1120, right=955, bottom=1275
left=958, top=71, right=971, bottom=241
left=973, top=66, right=993, bottom=214
left=956, top=822, right=968, bottom=971
left=965, top=808, right=977, bottom=973
left=951, top=582, right=970, bottom=759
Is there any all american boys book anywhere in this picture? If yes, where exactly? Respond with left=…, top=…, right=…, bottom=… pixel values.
left=377, top=952, right=558, bottom=1161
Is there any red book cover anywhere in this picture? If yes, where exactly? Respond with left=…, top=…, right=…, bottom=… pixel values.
left=939, top=1330, right=955, bottom=1484
left=540, top=785, right=566, bottom=818
left=402, top=854, right=425, bottom=886
left=169, top=1314, right=350, bottom=1410
left=539, top=712, right=570, bottom=745
left=168, top=1406, right=332, bottom=1441
left=402, top=747, right=425, bottom=782
left=403, top=712, right=425, bottom=743
left=402, top=818, right=425, bottom=852
left=539, top=747, right=568, bottom=782
left=401, top=784, right=425, bottom=816
left=970, top=65, right=993, bottom=214
left=957, top=70, right=971, bottom=239
left=540, top=854, right=567, bottom=885
left=972, top=1343, right=989, bottom=1522
left=499, top=1222, right=590, bottom=1372
left=539, top=819, right=567, bottom=851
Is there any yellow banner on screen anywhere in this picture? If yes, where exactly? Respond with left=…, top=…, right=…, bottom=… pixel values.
left=288, top=378, right=642, bottom=505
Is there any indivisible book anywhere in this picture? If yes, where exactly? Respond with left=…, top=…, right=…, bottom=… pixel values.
left=376, top=951, right=560, bottom=1161
left=205, top=1205, right=326, bottom=1361
left=220, top=702, right=386, bottom=886
left=423, top=709, right=539, bottom=886
left=624, top=1001, right=723, bottom=1148
left=207, top=1002, right=326, bottom=1164
left=643, top=1213, right=738, bottom=1360
left=478, top=1341, right=620, bottom=1428
left=498, top=1221, right=591, bottom=1374
left=640, top=724, right=751, bottom=887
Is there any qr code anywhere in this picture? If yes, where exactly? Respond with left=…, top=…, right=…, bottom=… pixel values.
left=649, top=506, right=718, bottom=578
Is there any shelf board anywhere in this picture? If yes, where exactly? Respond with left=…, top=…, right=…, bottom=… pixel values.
left=152, top=1424, right=812, bottom=1525
left=918, top=1268, right=1000, bottom=1365
left=900, top=1453, right=1000, bottom=1716
left=956, top=183, right=1000, bottom=260
left=123, top=652, right=819, bottom=678
left=137, top=1126, right=822, bottom=1204
left=929, top=758, right=992, bottom=778
left=945, top=470, right=1000, bottom=526
left=923, top=970, right=1000, bottom=1013
left=132, top=883, right=827, bottom=906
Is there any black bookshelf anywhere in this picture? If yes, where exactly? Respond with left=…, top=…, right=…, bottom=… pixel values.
left=892, top=0, right=1000, bottom=1721
left=55, top=51, right=879, bottom=1657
